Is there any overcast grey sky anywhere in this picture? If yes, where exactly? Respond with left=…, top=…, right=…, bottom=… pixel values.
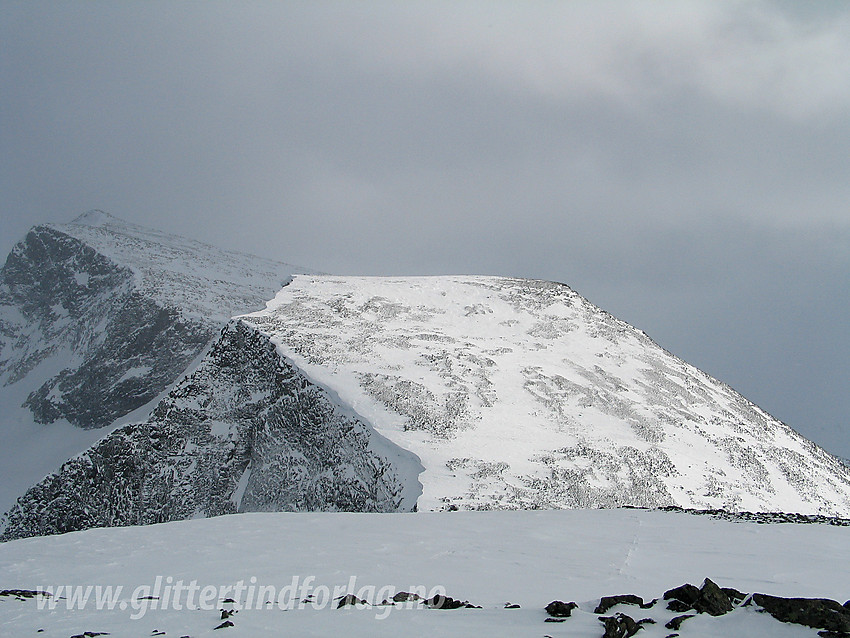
left=2, top=1, right=848, bottom=457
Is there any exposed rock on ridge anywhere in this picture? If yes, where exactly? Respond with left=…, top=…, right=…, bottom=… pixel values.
left=1, top=321, right=420, bottom=540
left=0, top=212, right=299, bottom=430
left=0, top=211, right=302, bottom=511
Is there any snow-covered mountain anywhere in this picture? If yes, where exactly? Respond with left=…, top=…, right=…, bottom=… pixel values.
left=0, top=210, right=303, bottom=512
left=244, top=275, right=850, bottom=515
left=4, top=273, right=850, bottom=540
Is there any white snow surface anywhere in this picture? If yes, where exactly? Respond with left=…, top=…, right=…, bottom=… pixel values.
left=0, top=509, right=847, bottom=637
left=242, top=275, right=850, bottom=516
left=58, top=210, right=308, bottom=323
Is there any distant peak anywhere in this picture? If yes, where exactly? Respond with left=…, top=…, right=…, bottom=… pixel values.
left=70, top=210, right=124, bottom=227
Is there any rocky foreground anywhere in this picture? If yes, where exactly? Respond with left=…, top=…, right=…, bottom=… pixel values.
left=3, top=577, right=849, bottom=637
left=542, top=578, right=850, bottom=637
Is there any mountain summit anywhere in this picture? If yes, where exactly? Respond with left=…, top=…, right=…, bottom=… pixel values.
left=242, top=275, right=850, bottom=515
left=0, top=211, right=305, bottom=511
left=70, top=209, right=121, bottom=227
left=3, top=272, right=849, bottom=539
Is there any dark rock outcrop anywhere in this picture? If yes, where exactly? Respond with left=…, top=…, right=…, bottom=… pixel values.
left=595, top=594, right=654, bottom=614
left=337, top=594, right=368, bottom=608
left=599, top=612, right=642, bottom=638
left=751, top=593, right=850, bottom=633
left=545, top=600, right=578, bottom=617
left=392, top=592, right=421, bottom=603
left=425, top=595, right=477, bottom=609
left=664, top=578, right=732, bottom=615
left=551, top=580, right=850, bottom=637
left=665, top=614, right=695, bottom=630
left=663, top=583, right=700, bottom=610
left=722, top=587, right=747, bottom=604
left=692, top=578, right=733, bottom=615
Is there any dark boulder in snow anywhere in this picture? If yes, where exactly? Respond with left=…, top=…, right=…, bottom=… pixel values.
left=545, top=600, right=578, bottom=617
left=692, top=578, right=733, bottom=615
left=595, top=594, right=654, bottom=614
left=664, top=583, right=700, bottom=612
left=337, top=594, right=368, bottom=608
left=392, top=591, right=422, bottom=603
left=663, top=578, right=732, bottom=615
left=599, top=612, right=642, bottom=638
left=425, top=595, right=471, bottom=609
left=750, top=593, right=850, bottom=633
left=665, top=614, right=695, bottom=630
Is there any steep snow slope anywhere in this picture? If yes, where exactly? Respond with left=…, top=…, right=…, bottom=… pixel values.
left=0, top=509, right=848, bottom=637
left=0, top=211, right=303, bottom=511
left=241, top=275, right=850, bottom=516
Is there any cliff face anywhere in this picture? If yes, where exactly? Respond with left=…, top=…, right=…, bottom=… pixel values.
left=0, top=211, right=301, bottom=511
left=1, top=225, right=210, bottom=429
left=1, top=321, right=421, bottom=540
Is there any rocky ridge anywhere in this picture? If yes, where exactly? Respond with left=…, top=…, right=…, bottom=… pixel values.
left=1, top=320, right=420, bottom=540
left=0, top=211, right=302, bottom=511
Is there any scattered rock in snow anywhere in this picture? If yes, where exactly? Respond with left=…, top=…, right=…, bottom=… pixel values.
left=0, top=589, right=50, bottom=600
left=587, top=579, right=850, bottom=635
left=658, top=506, right=850, bottom=527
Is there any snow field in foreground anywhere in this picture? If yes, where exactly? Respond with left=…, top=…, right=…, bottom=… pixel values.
left=1, top=508, right=847, bottom=637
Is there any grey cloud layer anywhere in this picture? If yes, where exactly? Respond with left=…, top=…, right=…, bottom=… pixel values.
left=1, top=1, right=848, bottom=455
